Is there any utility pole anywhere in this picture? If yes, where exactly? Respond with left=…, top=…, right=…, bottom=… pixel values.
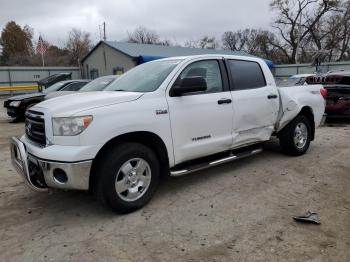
left=99, top=24, right=102, bottom=40
left=296, top=12, right=302, bottom=64
left=103, top=22, right=106, bottom=41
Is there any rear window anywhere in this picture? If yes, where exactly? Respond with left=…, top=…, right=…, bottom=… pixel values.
left=61, top=82, right=87, bottom=91
left=228, top=60, right=266, bottom=90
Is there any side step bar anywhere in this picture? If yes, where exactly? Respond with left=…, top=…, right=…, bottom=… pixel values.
left=170, top=148, right=262, bottom=177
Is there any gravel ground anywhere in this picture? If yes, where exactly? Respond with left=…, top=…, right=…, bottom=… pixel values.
left=0, top=98, right=349, bottom=262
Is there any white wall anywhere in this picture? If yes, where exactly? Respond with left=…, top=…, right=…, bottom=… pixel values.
left=82, top=43, right=137, bottom=79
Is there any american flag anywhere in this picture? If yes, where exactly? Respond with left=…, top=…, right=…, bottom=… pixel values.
left=36, top=36, right=47, bottom=55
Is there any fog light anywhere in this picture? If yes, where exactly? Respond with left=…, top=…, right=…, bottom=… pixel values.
left=53, top=168, right=68, bottom=184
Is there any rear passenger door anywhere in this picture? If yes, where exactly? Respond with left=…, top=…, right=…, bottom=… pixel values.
left=226, top=59, right=279, bottom=146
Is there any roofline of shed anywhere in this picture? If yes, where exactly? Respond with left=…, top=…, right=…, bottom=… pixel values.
left=81, top=41, right=135, bottom=64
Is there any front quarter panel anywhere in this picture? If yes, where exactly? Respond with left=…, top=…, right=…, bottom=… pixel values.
left=77, top=93, right=175, bottom=166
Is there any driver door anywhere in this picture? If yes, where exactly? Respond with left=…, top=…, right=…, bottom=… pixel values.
left=167, top=59, right=234, bottom=165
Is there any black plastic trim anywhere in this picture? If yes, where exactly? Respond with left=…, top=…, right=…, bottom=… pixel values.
left=27, top=152, right=93, bottom=164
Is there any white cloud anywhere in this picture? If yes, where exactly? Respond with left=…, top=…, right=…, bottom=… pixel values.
left=0, top=0, right=272, bottom=46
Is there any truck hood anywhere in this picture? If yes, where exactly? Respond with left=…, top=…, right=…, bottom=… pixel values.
left=34, top=91, right=143, bottom=116
left=44, top=91, right=75, bottom=100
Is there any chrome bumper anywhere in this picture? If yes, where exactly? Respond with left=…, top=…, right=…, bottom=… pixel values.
left=10, top=137, right=92, bottom=191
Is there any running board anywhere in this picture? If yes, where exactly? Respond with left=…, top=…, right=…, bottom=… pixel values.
left=170, top=148, right=263, bottom=177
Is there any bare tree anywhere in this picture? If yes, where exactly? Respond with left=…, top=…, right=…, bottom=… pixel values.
left=295, top=0, right=350, bottom=62
left=184, top=39, right=199, bottom=48
left=221, top=28, right=289, bottom=63
left=127, top=26, right=159, bottom=44
left=185, top=36, right=218, bottom=49
left=199, top=36, right=219, bottom=49
left=222, top=30, right=248, bottom=51
left=127, top=26, right=172, bottom=46
left=270, top=0, right=340, bottom=63
left=66, top=28, right=92, bottom=66
left=334, top=0, right=350, bottom=60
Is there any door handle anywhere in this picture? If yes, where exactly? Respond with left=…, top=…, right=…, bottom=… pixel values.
left=267, top=94, right=278, bottom=99
left=217, top=98, right=232, bottom=104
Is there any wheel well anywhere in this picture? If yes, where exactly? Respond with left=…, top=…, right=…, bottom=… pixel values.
left=299, top=106, right=315, bottom=141
left=89, top=131, right=170, bottom=191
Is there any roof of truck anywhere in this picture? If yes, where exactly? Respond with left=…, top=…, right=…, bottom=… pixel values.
left=81, top=41, right=274, bottom=68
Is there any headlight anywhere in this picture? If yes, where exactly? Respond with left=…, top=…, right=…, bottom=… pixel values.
left=52, top=116, right=93, bottom=136
left=9, top=101, right=21, bottom=107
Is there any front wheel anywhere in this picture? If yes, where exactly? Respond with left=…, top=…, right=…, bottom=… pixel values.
left=95, top=142, right=160, bottom=213
left=279, top=115, right=311, bottom=156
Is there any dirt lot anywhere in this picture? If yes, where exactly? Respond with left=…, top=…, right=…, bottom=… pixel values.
left=0, top=98, right=349, bottom=262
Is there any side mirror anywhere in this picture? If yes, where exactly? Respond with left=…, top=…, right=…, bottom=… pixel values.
left=172, top=76, right=207, bottom=96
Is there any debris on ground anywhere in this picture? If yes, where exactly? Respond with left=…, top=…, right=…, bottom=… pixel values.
left=27, top=207, right=43, bottom=214
left=293, top=211, right=320, bottom=224
left=27, top=207, right=42, bottom=211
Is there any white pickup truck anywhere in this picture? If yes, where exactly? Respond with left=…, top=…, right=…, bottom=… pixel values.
left=11, top=55, right=326, bottom=213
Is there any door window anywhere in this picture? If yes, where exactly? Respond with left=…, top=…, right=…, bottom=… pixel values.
left=228, top=60, right=266, bottom=90
left=176, top=60, right=223, bottom=94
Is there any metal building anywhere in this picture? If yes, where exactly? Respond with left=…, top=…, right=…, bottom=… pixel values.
left=0, top=66, right=80, bottom=87
left=81, top=41, right=274, bottom=79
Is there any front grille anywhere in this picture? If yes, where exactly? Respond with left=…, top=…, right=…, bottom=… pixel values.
left=25, top=110, right=46, bottom=146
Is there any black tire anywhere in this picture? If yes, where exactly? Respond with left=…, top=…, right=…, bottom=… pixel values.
left=95, top=142, right=160, bottom=213
left=279, top=115, right=311, bottom=156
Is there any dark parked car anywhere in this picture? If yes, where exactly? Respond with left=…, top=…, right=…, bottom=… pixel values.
left=306, top=71, right=350, bottom=118
left=4, top=80, right=89, bottom=121
left=37, top=73, right=72, bottom=91
left=44, top=75, right=120, bottom=100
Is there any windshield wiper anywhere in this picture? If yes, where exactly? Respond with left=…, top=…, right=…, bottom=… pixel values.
left=113, top=89, right=128, bottom=91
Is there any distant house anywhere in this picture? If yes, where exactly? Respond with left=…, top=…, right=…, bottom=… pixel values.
left=81, top=41, right=273, bottom=79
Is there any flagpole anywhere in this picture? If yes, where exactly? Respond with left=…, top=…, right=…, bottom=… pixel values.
left=41, top=52, right=45, bottom=67
left=38, top=34, right=45, bottom=67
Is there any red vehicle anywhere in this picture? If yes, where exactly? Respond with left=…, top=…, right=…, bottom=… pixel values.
left=306, top=71, right=350, bottom=118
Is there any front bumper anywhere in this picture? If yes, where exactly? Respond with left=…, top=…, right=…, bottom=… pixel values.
left=6, top=106, right=24, bottom=118
left=10, top=137, right=92, bottom=191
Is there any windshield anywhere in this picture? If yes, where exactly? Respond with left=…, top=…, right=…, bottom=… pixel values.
left=80, top=77, right=117, bottom=92
left=43, top=82, right=67, bottom=93
left=105, top=60, right=181, bottom=92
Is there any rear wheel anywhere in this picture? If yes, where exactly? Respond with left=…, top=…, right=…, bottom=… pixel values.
left=95, top=142, right=160, bottom=213
left=279, top=115, right=311, bottom=156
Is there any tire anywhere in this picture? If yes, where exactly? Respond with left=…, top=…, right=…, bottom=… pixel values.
left=95, top=142, right=160, bottom=213
left=279, top=115, right=311, bottom=156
